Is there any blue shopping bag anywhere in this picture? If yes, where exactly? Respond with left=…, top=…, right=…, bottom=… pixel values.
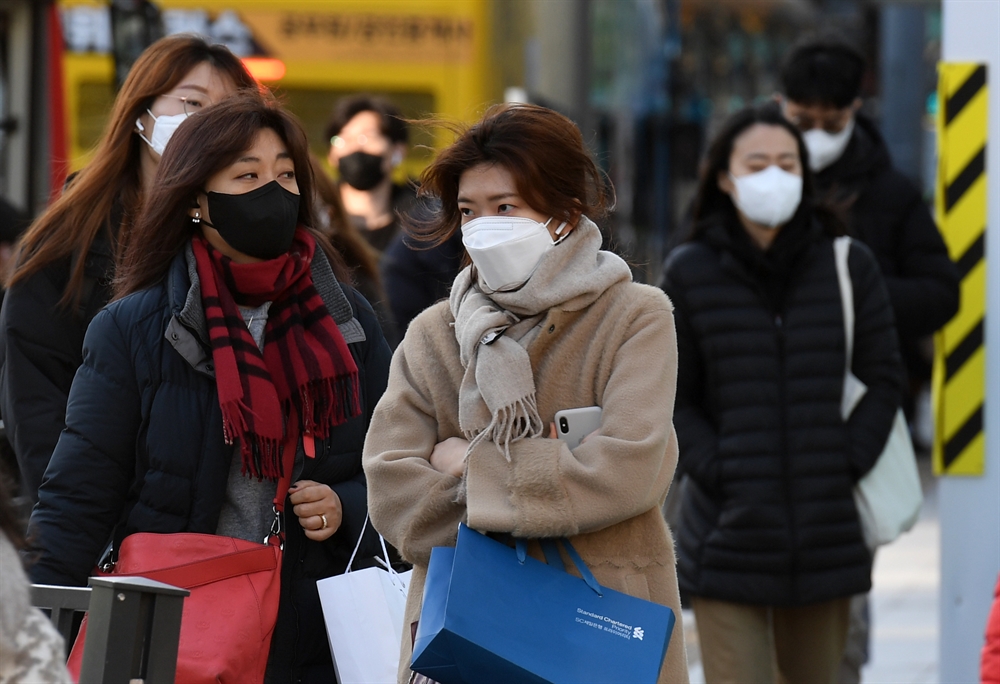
left=411, top=524, right=675, bottom=684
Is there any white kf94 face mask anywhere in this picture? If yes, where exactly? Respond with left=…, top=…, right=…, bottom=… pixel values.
left=729, top=165, right=803, bottom=229
left=803, top=117, right=855, bottom=172
left=461, top=215, right=568, bottom=292
left=136, top=109, right=189, bottom=156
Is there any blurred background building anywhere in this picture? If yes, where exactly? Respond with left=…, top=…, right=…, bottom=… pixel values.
left=0, top=0, right=941, bottom=276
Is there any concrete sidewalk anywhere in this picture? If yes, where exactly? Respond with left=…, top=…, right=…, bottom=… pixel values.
left=684, top=457, right=940, bottom=683
left=861, top=456, right=939, bottom=684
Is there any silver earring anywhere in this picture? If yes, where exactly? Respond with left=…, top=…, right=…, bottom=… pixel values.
left=192, top=211, right=200, bottom=224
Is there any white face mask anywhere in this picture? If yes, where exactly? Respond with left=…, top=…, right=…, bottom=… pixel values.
left=729, top=165, right=803, bottom=229
left=802, top=117, right=855, bottom=172
left=135, top=109, right=189, bottom=156
left=461, top=215, right=568, bottom=292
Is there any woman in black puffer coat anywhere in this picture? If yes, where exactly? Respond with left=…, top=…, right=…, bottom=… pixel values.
left=659, top=103, right=904, bottom=684
left=28, top=94, right=391, bottom=684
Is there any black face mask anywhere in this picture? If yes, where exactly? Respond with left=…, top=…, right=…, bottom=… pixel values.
left=338, top=151, right=387, bottom=191
left=203, top=181, right=301, bottom=261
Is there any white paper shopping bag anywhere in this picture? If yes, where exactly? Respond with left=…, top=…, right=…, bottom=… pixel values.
left=317, top=517, right=412, bottom=684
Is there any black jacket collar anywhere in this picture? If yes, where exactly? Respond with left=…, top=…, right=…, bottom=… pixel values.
left=814, top=113, right=892, bottom=194
left=697, top=205, right=824, bottom=312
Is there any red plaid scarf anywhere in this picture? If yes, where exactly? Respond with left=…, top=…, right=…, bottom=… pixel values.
left=192, top=228, right=361, bottom=480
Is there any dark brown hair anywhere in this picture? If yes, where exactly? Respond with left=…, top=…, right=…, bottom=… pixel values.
left=324, top=94, right=408, bottom=146
left=781, top=32, right=866, bottom=109
left=411, top=103, right=610, bottom=245
left=7, top=35, right=256, bottom=306
left=115, top=92, right=348, bottom=298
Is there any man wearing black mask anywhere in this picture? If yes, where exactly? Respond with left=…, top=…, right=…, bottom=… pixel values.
left=324, top=96, right=463, bottom=344
left=780, top=35, right=959, bottom=419
left=326, top=95, right=412, bottom=253
left=779, top=34, right=959, bottom=684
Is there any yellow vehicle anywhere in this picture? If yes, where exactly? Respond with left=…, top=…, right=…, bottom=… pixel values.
left=59, top=0, right=497, bottom=178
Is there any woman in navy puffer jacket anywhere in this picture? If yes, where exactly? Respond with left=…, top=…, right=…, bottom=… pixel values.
left=659, top=103, right=905, bottom=684
left=28, top=93, right=392, bottom=683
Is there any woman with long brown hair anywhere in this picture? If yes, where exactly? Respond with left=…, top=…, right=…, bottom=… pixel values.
left=28, top=92, right=391, bottom=683
left=362, top=103, right=689, bottom=683
left=0, top=35, right=255, bottom=503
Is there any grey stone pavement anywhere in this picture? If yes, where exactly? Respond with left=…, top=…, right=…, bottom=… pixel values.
left=683, top=456, right=940, bottom=683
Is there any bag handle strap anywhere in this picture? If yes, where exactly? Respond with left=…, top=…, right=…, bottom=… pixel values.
left=346, top=513, right=370, bottom=571
left=345, top=513, right=400, bottom=583
left=131, top=544, right=279, bottom=589
left=264, top=433, right=300, bottom=546
left=539, top=539, right=564, bottom=571
left=515, top=538, right=603, bottom=597
left=833, top=236, right=854, bottom=373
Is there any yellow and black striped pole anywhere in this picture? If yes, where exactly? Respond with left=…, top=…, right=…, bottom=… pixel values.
left=933, top=62, right=988, bottom=476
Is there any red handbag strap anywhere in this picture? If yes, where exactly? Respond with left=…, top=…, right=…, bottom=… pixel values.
left=274, top=437, right=296, bottom=513
left=134, top=544, right=279, bottom=589
left=261, top=436, right=298, bottom=546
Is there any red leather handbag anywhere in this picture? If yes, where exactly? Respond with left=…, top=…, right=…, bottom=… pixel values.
left=67, top=443, right=295, bottom=684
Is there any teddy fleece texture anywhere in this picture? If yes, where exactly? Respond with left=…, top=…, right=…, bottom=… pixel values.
left=363, top=278, right=689, bottom=684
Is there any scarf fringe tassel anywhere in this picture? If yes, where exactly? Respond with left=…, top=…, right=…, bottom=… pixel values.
left=294, top=375, right=362, bottom=440
left=225, top=376, right=361, bottom=481
left=464, top=392, right=544, bottom=461
left=223, top=400, right=284, bottom=481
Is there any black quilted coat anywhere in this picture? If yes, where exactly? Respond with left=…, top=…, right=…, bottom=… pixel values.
left=815, top=114, right=958, bottom=343
left=660, top=209, right=905, bottom=606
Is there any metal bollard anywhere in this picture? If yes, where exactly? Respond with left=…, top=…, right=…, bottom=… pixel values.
left=30, top=584, right=92, bottom=656
left=78, top=575, right=189, bottom=684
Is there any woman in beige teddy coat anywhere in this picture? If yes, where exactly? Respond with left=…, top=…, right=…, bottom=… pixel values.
left=363, top=103, right=688, bottom=684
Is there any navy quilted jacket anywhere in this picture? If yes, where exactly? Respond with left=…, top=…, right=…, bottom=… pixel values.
left=660, top=211, right=905, bottom=606
left=29, top=246, right=392, bottom=682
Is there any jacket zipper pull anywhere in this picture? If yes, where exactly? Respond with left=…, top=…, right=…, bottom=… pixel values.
left=303, top=433, right=316, bottom=459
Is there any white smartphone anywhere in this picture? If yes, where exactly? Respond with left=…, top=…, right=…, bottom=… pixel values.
left=554, top=406, right=602, bottom=449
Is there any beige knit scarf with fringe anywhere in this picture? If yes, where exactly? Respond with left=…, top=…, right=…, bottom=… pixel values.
left=449, top=216, right=631, bottom=459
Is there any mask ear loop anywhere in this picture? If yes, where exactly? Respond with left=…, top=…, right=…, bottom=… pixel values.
left=135, top=110, right=158, bottom=151
left=552, top=220, right=570, bottom=245
left=194, top=192, right=215, bottom=228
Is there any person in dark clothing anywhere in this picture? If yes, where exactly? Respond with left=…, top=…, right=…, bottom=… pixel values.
left=0, top=197, right=29, bottom=493
left=0, top=36, right=255, bottom=505
left=29, top=93, right=391, bottom=684
left=325, top=96, right=466, bottom=341
left=780, top=35, right=958, bottom=682
left=0, top=197, right=27, bottom=243
left=659, top=103, right=905, bottom=684
left=380, top=207, right=464, bottom=339
left=780, top=35, right=959, bottom=418
left=310, top=153, right=400, bottom=345
left=326, top=95, right=413, bottom=254
left=0, top=197, right=28, bottom=293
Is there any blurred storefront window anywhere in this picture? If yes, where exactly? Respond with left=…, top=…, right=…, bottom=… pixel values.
left=57, top=0, right=493, bottom=182
left=34, top=0, right=943, bottom=267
